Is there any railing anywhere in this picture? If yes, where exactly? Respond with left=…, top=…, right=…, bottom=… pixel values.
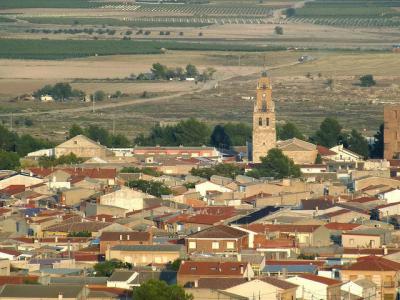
left=382, top=281, right=395, bottom=288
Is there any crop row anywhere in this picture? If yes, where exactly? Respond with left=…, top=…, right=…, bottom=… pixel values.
left=0, top=39, right=285, bottom=60
left=126, top=17, right=266, bottom=25
left=101, top=4, right=273, bottom=16
left=289, top=16, right=400, bottom=27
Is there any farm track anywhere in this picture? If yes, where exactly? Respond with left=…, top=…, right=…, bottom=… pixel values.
left=0, top=60, right=300, bottom=117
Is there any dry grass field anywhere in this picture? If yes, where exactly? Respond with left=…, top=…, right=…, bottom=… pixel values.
left=0, top=50, right=399, bottom=143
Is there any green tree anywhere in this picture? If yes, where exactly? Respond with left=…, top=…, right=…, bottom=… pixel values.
left=0, top=124, right=18, bottom=152
left=246, top=148, right=301, bottom=179
left=93, top=260, right=131, bottom=277
left=127, top=180, right=172, bottom=197
left=210, top=125, right=231, bottom=149
left=56, top=153, right=84, bottom=165
left=312, top=117, right=342, bottom=148
left=360, top=74, right=376, bottom=87
left=111, top=134, right=130, bottom=148
left=190, top=164, right=243, bottom=180
left=285, top=8, right=296, bottom=17
left=68, top=231, right=91, bottom=237
left=370, top=123, right=384, bottom=158
left=347, top=129, right=369, bottom=159
left=370, top=208, right=380, bottom=221
left=274, top=26, right=284, bottom=35
left=85, top=125, right=110, bottom=146
left=315, top=153, right=322, bottom=164
left=94, top=90, right=106, bottom=101
left=69, top=124, right=84, bottom=138
left=0, top=151, right=20, bottom=170
left=223, top=123, right=252, bottom=146
left=277, top=122, right=305, bottom=140
left=52, top=82, right=73, bottom=100
left=173, top=118, right=211, bottom=146
left=185, top=64, right=199, bottom=78
left=151, top=63, right=168, bottom=79
left=133, top=279, right=193, bottom=300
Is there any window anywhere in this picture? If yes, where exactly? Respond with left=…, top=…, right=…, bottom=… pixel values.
left=188, top=241, right=196, bottom=249
left=259, top=117, right=262, bottom=126
left=227, top=242, right=235, bottom=249
left=212, top=242, right=220, bottom=249
left=266, top=118, right=269, bottom=126
left=349, top=238, right=354, bottom=245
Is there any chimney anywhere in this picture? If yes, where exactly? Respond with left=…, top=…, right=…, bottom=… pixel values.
left=240, top=265, right=244, bottom=274
left=102, top=218, right=105, bottom=222
left=55, top=236, right=58, bottom=243
left=119, top=234, right=123, bottom=240
left=58, top=293, right=63, bottom=300
left=383, top=245, right=388, bottom=255
left=127, top=234, right=130, bottom=241
left=194, top=280, right=198, bottom=288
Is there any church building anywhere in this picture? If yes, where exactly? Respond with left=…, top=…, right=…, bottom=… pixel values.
left=252, top=71, right=277, bottom=163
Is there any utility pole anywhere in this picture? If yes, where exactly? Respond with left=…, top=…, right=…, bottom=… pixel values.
left=112, top=118, right=115, bottom=136
left=10, top=113, right=13, bottom=131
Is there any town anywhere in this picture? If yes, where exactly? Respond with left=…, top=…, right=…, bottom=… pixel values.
left=0, top=71, right=399, bottom=300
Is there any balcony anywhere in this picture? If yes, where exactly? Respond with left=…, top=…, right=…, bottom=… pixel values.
left=382, top=281, right=395, bottom=288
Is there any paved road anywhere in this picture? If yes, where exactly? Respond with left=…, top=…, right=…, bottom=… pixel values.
left=0, top=61, right=300, bottom=117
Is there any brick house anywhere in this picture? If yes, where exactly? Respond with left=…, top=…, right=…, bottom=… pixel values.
left=99, top=231, right=152, bottom=253
left=341, top=255, right=400, bottom=300
left=177, top=261, right=254, bottom=287
left=185, top=225, right=248, bottom=255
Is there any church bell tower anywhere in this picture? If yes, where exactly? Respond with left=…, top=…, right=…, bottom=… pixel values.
left=252, top=71, right=276, bottom=163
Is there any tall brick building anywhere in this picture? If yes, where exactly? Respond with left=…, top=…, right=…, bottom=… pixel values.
left=384, top=106, right=400, bottom=159
left=252, top=71, right=277, bottom=163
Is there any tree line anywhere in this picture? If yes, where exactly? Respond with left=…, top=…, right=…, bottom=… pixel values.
left=0, top=124, right=54, bottom=170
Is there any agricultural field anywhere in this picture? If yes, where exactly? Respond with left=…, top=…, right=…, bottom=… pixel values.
left=0, top=0, right=115, bottom=9
left=288, top=0, right=400, bottom=27
left=0, top=39, right=284, bottom=60
left=0, top=50, right=399, bottom=142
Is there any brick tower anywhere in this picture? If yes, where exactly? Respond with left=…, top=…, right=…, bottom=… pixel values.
left=252, top=71, right=276, bottom=163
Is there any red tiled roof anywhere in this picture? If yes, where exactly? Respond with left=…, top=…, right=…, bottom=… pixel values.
left=246, top=224, right=321, bottom=233
left=299, top=274, right=342, bottom=286
left=317, top=145, right=337, bottom=156
left=100, top=231, right=151, bottom=242
left=324, top=223, right=361, bottom=231
left=187, top=225, right=247, bottom=239
left=0, top=185, right=25, bottom=196
left=178, top=261, right=248, bottom=276
left=29, top=168, right=116, bottom=179
left=0, top=276, right=38, bottom=285
left=376, top=201, right=400, bottom=209
left=0, top=208, right=11, bottom=215
left=348, top=197, right=379, bottom=203
left=185, top=199, right=206, bottom=208
left=193, top=206, right=235, bottom=216
left=0, top=249, right=21, bottom=256
left=343, top=255, right=400, bottom=271
left=253, top=236, right=297, bottom=249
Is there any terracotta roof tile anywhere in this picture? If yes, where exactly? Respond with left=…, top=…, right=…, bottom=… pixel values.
left=178, top=261, right=248, bottom=276
left=100, top=231, right=151, bottom=242
left=324, top=223, right=362, bottom=231
left=343, top=255, right=400, bottom=271
left=299, top=274, right=342, bottom=286
left=187, top=225, right=247, bottom=239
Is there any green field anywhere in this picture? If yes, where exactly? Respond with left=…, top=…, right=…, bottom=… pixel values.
left=0, top=16, right=16, bottom=22
left=0, top=39, right=285, bottom=60
left=289, top=0, right=400, bottom=27
left=0, top=0, right=115, bottom=9
left=20, top=17, right=211, bottom=28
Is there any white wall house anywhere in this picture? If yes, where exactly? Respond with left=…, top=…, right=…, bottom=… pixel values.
left=286, top=275, right=341, bottom=300
left=378, top=188, right=400, bottom=204
left=100, top=186, right=154, bottom=211
left=341, top=279, right=376, bottom=300
left=328, top=145, right=364, bottom=162
left=195, top=181, right=232, bottom=198
left=107, top=271, right=140, bottom=289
